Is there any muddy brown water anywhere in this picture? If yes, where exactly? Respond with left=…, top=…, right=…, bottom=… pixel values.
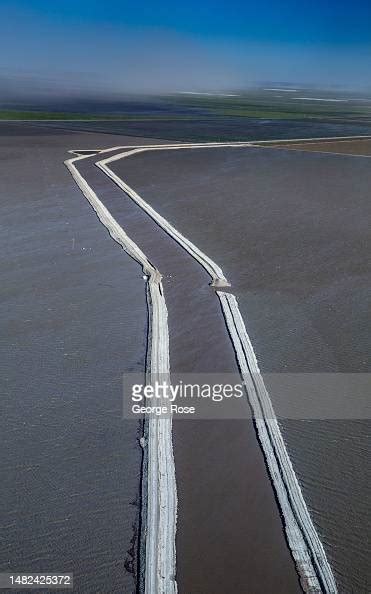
left=267, top=138, right=371, bottom=156
left=0, top=124, right=169, bottom=593
left=77, top=153, right=301, bottom=594
left=110, top=145, right=371, bottom=593
left=3, top=121, right=369, bottom=593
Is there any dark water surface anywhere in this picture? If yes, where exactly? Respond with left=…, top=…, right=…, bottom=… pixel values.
left=0, top=123, right=301, bottom=594
left=2, top=122, right=370, bottom=593
left=25, top=117, right=371, bottom=142
left=76, top=154, right=301, bottom=594
left=111, top=146, right=371, bottom=593
left=0, top=124, right=163, bottom=592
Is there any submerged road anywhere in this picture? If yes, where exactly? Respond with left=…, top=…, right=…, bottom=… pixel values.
left=66, top=142, right=340, bottom=593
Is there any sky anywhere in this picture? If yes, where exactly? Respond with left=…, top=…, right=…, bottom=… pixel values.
left=1, top=0, right=371, bottom=98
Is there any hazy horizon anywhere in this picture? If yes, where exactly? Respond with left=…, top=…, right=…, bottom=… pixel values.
left=1, top=0, right=371, bottom=101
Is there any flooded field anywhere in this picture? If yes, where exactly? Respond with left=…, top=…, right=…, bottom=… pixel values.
left=264, top=137, right=371, bottom=156
left=75, top=150, right=301, bottom=593
left=23, top=117, right=371, bottom=143
left=111, top=145, right=370, bottom=593
left=1, top=122, right=370, bottom=593
left=0, top=124, right=158, bottom=592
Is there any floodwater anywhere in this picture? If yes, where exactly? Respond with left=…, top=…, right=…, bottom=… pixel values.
left=268, top=138, right=371, bottom=156
left=2, top=121, right=370, bottom=593
left=26, top=117, right=371, bottom=142
left=0, top=124, right=164, bottom=592
left=1, top=123, right=302, bottom=594
left=76, top=153, right=301, bottom=594
left=111, top=146, right=371, bottom=593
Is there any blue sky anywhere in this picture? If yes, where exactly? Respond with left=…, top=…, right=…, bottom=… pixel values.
left=1, top=0, right=370, bottom=94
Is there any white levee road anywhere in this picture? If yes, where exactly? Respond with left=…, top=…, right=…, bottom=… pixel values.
left=66, top=140, right=340, bottom=594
